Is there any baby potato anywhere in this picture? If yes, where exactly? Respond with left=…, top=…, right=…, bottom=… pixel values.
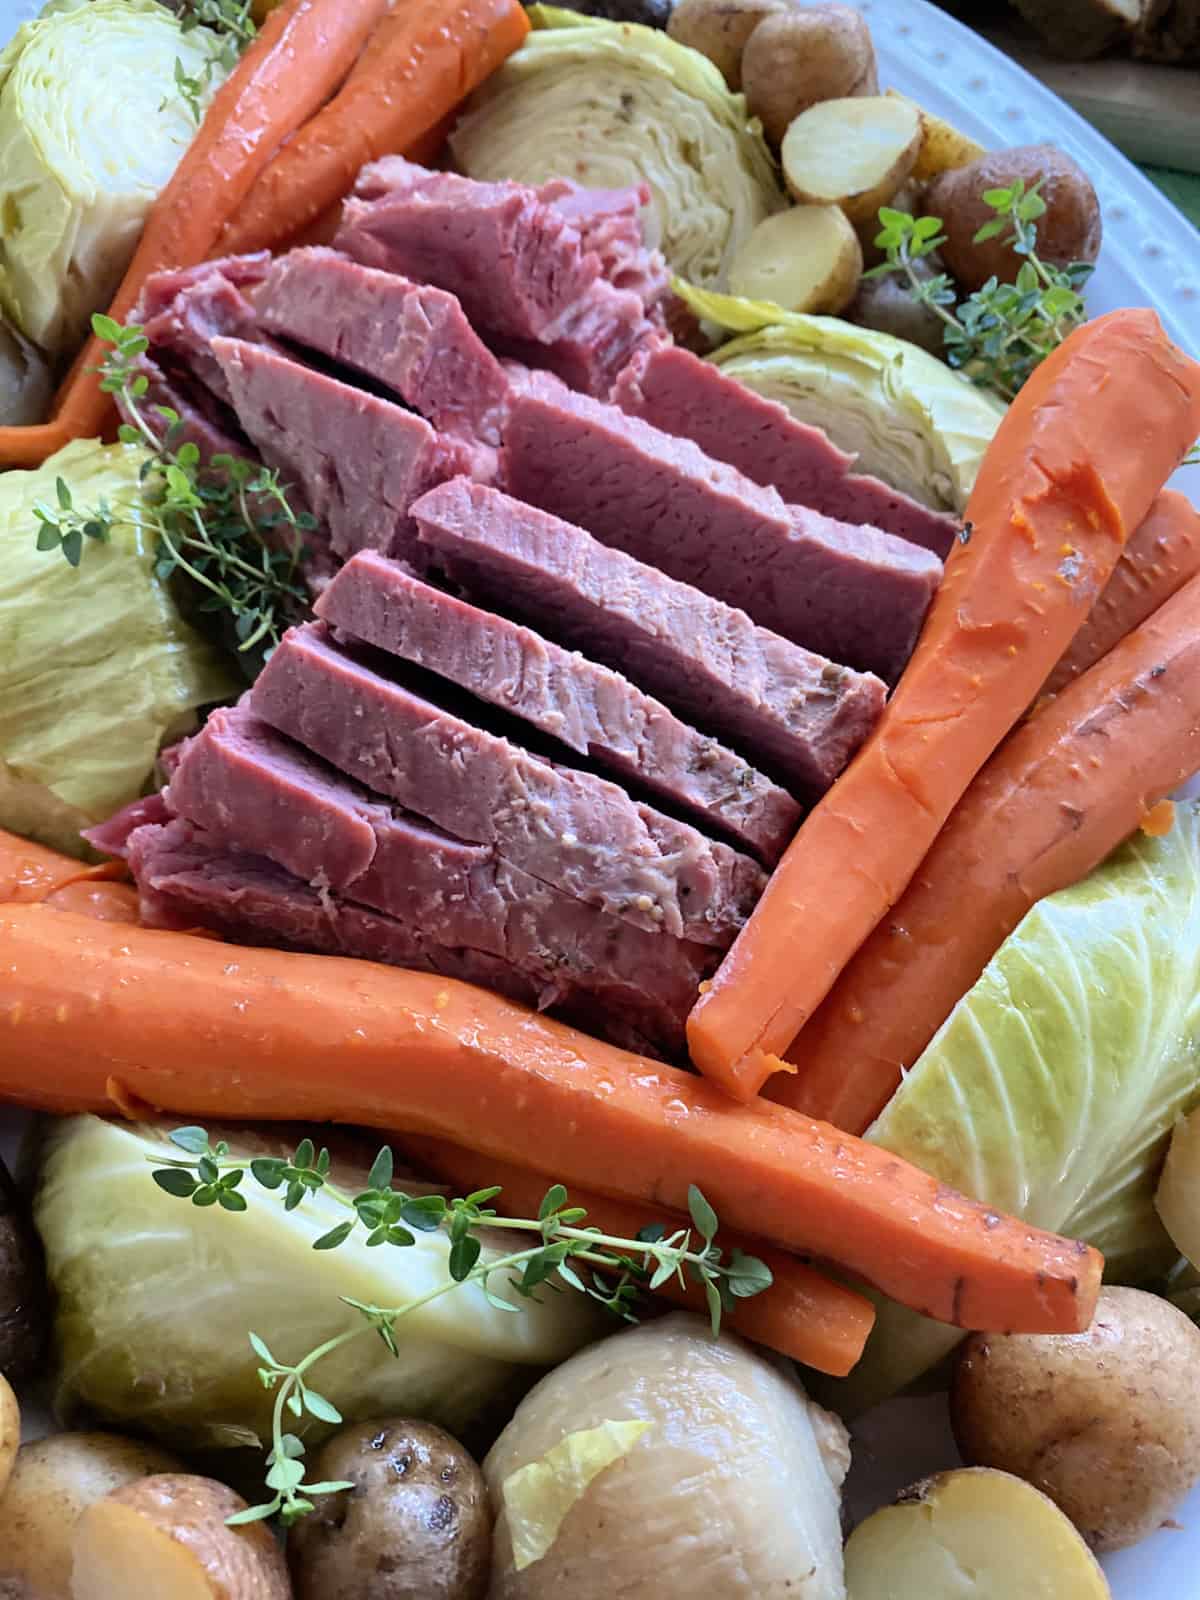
left=287, top=1418, right=491, bottom=1600
left=781, top=95, right=923, bottom=226
left=71, top=1474, right=291, bottom=1600
left=0, top=1370, right=18, bottom=1497
left=952, top=1286, right=1200, bottom=1552
left=0, top=1433, right=183, bottom=1599
left=1154, top=1100, right=1200, bottom=1266
left=848, top=259, right=948, bottom=355
left=924, top=143, right=1101, bottom=292
left=844, top=1469, right=1111, bottom=1599
left=666, top=0, right=789, bottom=90
left=742, top=5, right=878, bottom=145
left=729, top=204, right=864, bottom=315
left=885, top=90, right=985, bottom=180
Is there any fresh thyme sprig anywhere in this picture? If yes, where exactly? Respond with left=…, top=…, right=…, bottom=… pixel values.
left=151, top=1127, right=772, bottom=1525
left=172, top=0, right=258, bottom=123
left=33, top=314, right=313, bottom=662
left=866, top=179, right=1094, bottom=401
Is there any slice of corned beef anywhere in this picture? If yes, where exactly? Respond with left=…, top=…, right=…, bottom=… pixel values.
left=613, top=341, right=960, bottom=558
left=253, top=248, right=512, bottom=446
left=315, top=550, right=800, bottom=865
left=251, top=622, right=764, bottom=946
left=210, top=336, right=481, bottom=563
left=136, top=254, right=273, bottom=407
left=127, top=817, right=673, bottom=1057
left=166, top=706, right=714, bottom=1054
left=502, top=372, right=943, bottom=683
left=412, top=478, right=886, bottom=798
left=336, top=160, right=662, bottom=396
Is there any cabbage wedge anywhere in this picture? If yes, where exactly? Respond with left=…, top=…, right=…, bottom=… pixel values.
left=0, top=0, right=227, bottom=353
left=824, top=806, right=1200, bottom=1414
left=451, top=7, right=784, bottom=290
left=676, top=282, right=1006, bottom=514
left=0, top=439, right=234, bottom=855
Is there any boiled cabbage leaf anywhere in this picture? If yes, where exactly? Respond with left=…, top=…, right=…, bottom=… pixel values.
left=0, top=0, right=227, bottom=352
left=450, top=9, right=784, bottom=291
left=675, top=281, right=1006, bottom=514
left=0, top=438, right=235, bottom=856
left=826, top=806, right=1200, bottom=1414
left=36, top=1117, right=607, bottom=1453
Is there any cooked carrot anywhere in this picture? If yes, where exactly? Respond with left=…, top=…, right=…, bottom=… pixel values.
left=0, top=0, right=388, bottom=469
left=772, top=568, right=1200, bottom=1135
left=217, top=0, right=530, bottom=257
left=0, top=904, right=1100, bottom=1333
left=687, top=309, right=1200, bottom=1101
left=403, top=1135, right=875, bottom=1375
left=41, top=879, right=141, bottom=923
left=0, top=829, right=126, bottom=904
left=1042, top=489, right=1200, bottom=697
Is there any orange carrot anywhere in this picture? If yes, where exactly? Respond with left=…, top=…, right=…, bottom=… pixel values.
left=772, top=568, right=1200, bottom=1135
left=403, top=1135, right=875, bottom=1375
left=1042, top=489, right=1200, bottom=697
left=687, top=310, right=1200, bottom=1101
left=0, top=0, right=389, bottom=469
left=0, top=904, right=1100, bottom=1334
left=0, top=829, right=126, bottom=904
left=217, top=0, right=530, bottom=257
left=41, top=879, right=141, bottom=923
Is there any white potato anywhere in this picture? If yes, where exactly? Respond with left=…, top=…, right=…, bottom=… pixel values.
left=666, top=0, right=789, bottom=90
left=743, top=5, right=877, bottom=145
left=782, top=95, right=924, bottom=226
left=729, top=204, right=864, bottom=314
left=1155, top=1101, right=1200, bottom=1266
left=885, top=89, right=985, bottom=179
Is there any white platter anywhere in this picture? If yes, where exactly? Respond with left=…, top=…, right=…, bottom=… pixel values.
left=1, top=0, right=1199, bottom=1591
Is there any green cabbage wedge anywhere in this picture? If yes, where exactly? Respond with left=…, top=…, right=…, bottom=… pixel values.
left=450, top=7, right=784, bottom=291
left=825, top=806, right=1200, bottom=1414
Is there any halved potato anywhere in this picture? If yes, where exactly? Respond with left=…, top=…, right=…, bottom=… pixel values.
left=782, top=95, right=923, bottom=226
left=71, top=1474, right=291, bottom=1600
left=729, top=204, right=863, bottom=314
left=843, top=1468, right=1112, bottom=1599
left=886, top=90, right=986, bottom=180
left=0, top=1371, right=18, bottom=1497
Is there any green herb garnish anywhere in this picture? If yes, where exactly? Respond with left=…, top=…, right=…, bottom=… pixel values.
left=866, top=179, right=1094, bottom=401
left=150, top=1127, right=772, bottom=1526
left=34, top=314, right=313, bottom=662
left=172, top=0, right=257, bottom=123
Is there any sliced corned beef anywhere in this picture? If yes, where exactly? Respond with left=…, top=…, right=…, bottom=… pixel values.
left=501, top=372, right=943, bottom=683
left=137, top=253, right=274, bottom=322
left=126, top=817, right=675, bottom=1057
left=136, top=255, right=271, bottom=408
left=166, top=706, right=714, bottom=1055
left=412, top=478, right=886, bottom=798
left=613, top=341, right=960, bottom=558
left=314, top=550, right=800, bottom=864
left=253, top=248, right=512, bottom=446
left=337, top=160, right=662, bottom=396
left=210, top=336, right=480, bottom=563
left=128, top=354, right=249, bottom=463
left=251, top=622, right=764, bottom=946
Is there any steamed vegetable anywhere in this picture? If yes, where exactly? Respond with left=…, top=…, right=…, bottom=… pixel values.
left=743, top=5, right=877, bottom=144
left=1155, top=1102, right=1200, bottom=1269
left=0, top=0, right=389, bottom=468
left=34, top=1116, right=605, bottom=1452
left=0, top=1432, right=184, bottom=1599
left=677, top=282, right=1007, bottom=514
left=217, top=0, right=530, bottom=256
left=834, top=806, right=1200, bottom=1413
left=287, top=1420, right=491, bottom=1600
left=781, top=95, right=922, bottom=225
left=687, top=309, right=1200, bottom=1098
left=484, top=1313, right=849, bottom=1599
left=0, top=0, right=227, bottom=355
left=0, top=314, right=52, bottom=426
left=0, top=440, right=234, bottom=856
left=953, top=1288, right=1200, bottom=1553
left=71, top=1474, right=292, bottom=1600
left=843, top=1470, right=1111, bottom=1599
left=1, top=903, right=1103, bottom=1334
left=451, top=7, right=784, bottom=290
left=778, top=568, right=1200, bottom=1134
left=0, top=825, right=127, bottom=903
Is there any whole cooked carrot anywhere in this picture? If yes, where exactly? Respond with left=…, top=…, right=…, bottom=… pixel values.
left=0, top=828, right=125, bottom=904
left=402, top=1135, right=875, bottom=1375
left=773, top=567, right=1200, bottom=1135
left=688, top=309, right=1200, bottom=1101
left=217, top=0, right=531, bottom=257
left=0, top=904, right=1101, bottom=1334
left=1042, top=489, right=1200, bottom=697
left=41, top=879, right=141, bottom=923
left=0, top=0, right=388, bottom=469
